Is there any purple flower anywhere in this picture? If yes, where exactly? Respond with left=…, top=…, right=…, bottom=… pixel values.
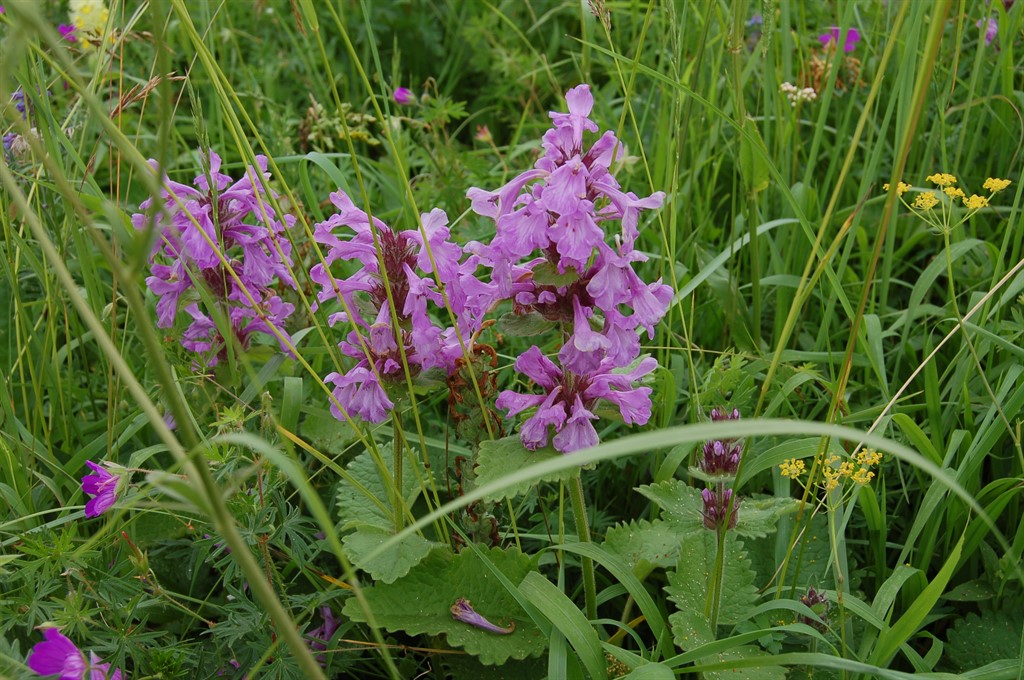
left=799, top=586, right=830, bottom=632
left=701, top=487, right=738, bottom=531
left=496, top=346, right=656, bottom=453
left=81, top=460, right=122, bottom=518
left=700, top=408, right=743, bottom=475
left=133, top=150, right=296, bottom=367
left=977, top=17, right=998, bottom=46
left=393, top=87, right=413, bottom=105
left=26, top=628, right=122, bottom=680
left=58, top=24, right=77, bottom=42
left=819, top=26, right=861, bottom=52
left=307, top=606, right=339, bottom=666
left=450, top=598, right=515, bottom=634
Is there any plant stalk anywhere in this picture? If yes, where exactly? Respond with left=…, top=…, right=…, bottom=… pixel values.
left=569, top=471, right=597, bottom=621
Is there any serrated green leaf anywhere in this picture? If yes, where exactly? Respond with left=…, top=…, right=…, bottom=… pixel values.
left=336, top=449, right=429, bottom=530
left=475, top=436, right=579, bottom=501
left=301, top=407, right=355, bottom=454
left=602, top=518, right=688, bottom=579
left=342, top=525, right=442, bottom=584
left=496, top=311, right=556, bottom=337
left=666, top=533, right=759, bottom=651
left=532, top=261, right=579, bottom=287
left=945, top=607, right=1024, bottom=672
left=342, top=547, right=545, bottom=665
left=637, top=480, right=796, bottom=538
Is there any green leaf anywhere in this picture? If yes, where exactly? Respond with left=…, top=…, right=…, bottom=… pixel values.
left=738, top=117, right=771, bottom=196
left=602, top=518, right=686, bottom=579
left=621, top=662, right=676, bottom=680
left=475, top=436, right=580, bottom=501
left=335, top=449, right=429, bottom=530
left=945, top=606, right=1024, bottom=672
left=701, top=646, right=787, bottom=680
left=532, top=261, right=579, bottom=287
left=666, top=533, right=759, bottom=651
left=342, top=525, right=442, bottom=584
left=496, top=311, right=556, bottom=337
left=518, top=572, right=607, bottom=680
left=300, top=407, right=356, bottom=454
left=342, top=547, right=545, bottom=665
left=637, top=480, right=796, bottom=538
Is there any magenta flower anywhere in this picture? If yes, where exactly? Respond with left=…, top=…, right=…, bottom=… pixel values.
left=699, top=408, right=743, bottom=476
left=58, top=24, right=76, bottom=42
left=81, top=461, right=122, bottom=518
left=450, top=598, right=515, bottom=634
left=307, top=606, right=339, bottom=666
left=393, top=87, right=413, bottom=105
left=132, top=150, right=296, bottom=367
left=496, top=346, right=656, bottom=453
left=977, top=17, right=998, bottom=46
left=701, top=487, right=738, bottom=531
left=26, top=628, right=122, bottom=680
left=818, top=26, right=861, bottom=52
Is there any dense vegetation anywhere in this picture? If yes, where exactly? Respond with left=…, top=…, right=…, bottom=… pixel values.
left=1, top=1, right=1022, bottom=678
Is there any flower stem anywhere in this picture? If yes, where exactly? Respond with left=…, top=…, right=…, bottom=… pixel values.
left=705, top=483, right=728, bottom=631
left=569, top=471, right=597, bottom=621
left=393, top=410, right=404, bottom=533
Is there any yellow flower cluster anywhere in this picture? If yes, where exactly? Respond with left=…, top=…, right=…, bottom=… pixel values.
left=926, top=173, right=957, bottom=187
left=779, top=458, right=806, bottom=479
left=885, top=173, right=1013, bottom=233
left=883, top=181, right=911, bottom=196
left=779, top=449, right=882, bottom=493
left=69, top=0, right=110, bottom=49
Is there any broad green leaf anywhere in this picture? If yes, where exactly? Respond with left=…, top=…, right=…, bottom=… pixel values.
left=945, top=607, right=1024, bottom=672
left=602, top=518, right=687, bottom=579
left=475, top=436, right=579, bottom=501
left=335, top=449, right=428, bottom=530
left=342, top=547, right=545, bottom=665
left=638, top=479, right=796, bottom=538
left=621, top=662, right=675, bottom=680
left=666, top=533, right=759, bottom=651
left=342, top=524, right=442, bottom=584
left=703, top=645, right=787, bottom=680
left=738, top=117, right=771, bottom=196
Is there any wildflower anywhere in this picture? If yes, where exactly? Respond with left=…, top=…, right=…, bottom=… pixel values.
left=132, top=150, right=296, bottom=367
left=450, top=598, right=515, bottom=634
left=69, top=0, right=109, bottom=49
left=393, top=87, right=413, bottom=105
left=701, top=487, right=738, bottom=531
left=496, top=346, right=656, bottom=453
left=963, top=194, right=989, bottom=210
left=883, top=181, right=911, bottom=196
left=819, top=26, right=861, bottom=53
left=474, top=125, right=492, bottom=143
left=779, top=458, right=806, bottom=479
left=851, top=467, right=875, bottom=485
left=307, top=606, right=339, bottom=666
left=855, top=448, right=882, bottom=467
left=699, top=408, right=742, bottom=476
left=925, top=173, right=957, bottom=187
left=799, top=586, right=830, bottom=632
left=912, top=192, right=939, bottom=210
left=58, top=24, right=77, bottom=42
left=81, top=460, right=123, bottom=518
left=943, top=186, right=965, bottom=199
left=26, top=628, right=123, bottom=680
left=977, top=16, right=998, bottom=46
left=983, top=177, right=1011, bottom=193
left=780, top=81, right=817, bottom=107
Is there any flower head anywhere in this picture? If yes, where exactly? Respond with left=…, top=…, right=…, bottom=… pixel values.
left=926, top=172, right=957, bottom=187
left=983, top=177, right=1011, bottom=193
left=799, top=586, right=830, bottom=632
left=977, top=17, right=998, bottom=46
left=450, top=598, right=515, bottom=634
left=307, top=606, right=339, bottom=666
left=912, top=192, right=939, bottom=211
left=882, top=181, right=911, bottom=196
left=58, top=24, right=77, bottom=42
left=779, top=458, right=806, bottom=479
left=819, top=26, right=861, bottom=52
left=81, top=460, right=123, bottom=518
left=393, top=87, right=413, bottom=105
left=963, top=194, right=989, bottom=210
left=69, top=0, right=110, bottom=49
left=27, top=628, right=122, bottom=680
left=701, top=487, right=738, bottom=531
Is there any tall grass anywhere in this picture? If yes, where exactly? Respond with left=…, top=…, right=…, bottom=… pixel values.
left=2, top=0, right=1023, bottom=678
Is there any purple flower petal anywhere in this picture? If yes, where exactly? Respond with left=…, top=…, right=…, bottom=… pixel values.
left=450, top=598, right=515, bottom=634
left=27, top=628, right=86, bottom=678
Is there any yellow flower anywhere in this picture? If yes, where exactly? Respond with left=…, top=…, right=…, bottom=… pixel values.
left=838, top=461, right=854, bottom=478
left=983, top=177, right=1011, bottom=193
left=851, top=467, right=875, bottom=485
left=855, top=448, right=882, bottom=467
left=963, top=194, right=989, bottom=210
left=882, top=181, right=911, bottom=196
left=779, top=458, right=806, bottom=479
left=69, top=0, right=109, bottom=36
left=913, top=192, right=939, bottom=210
left=943, top=186, right=965, bottom=199
left=926, top=173, right=957, bottom=187
left=821, top=467, right=840, bottom=492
